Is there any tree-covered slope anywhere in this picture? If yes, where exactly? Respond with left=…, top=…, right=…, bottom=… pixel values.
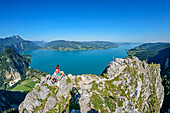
left=127, top=42, right=170, bottom=65
left=0, top=48, right=31, bottom=89
left=0, top=45, right=10, bottom=55
left=43, top=40, right=118, bottom=51
left=0, top=48, right=48, bottom=112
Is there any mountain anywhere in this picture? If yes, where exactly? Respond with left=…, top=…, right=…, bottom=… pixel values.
left=115, top=42, right=141, bottom=46
left=0, top=36, right=121, bottom=52
left=0, top=35, right=23, bottom=45
left=0, top=35, right=40, bottom=54
left=127, top=42, right=170, bottom=65
left=0, top=48, right=48, bottom=112
left=33, top=41, right=48, bottom=47
left=0, top=48, right=31, bottom=89
left=11, top=40, right=40, bottom=52
left=19, top=57, right=164, bottom=113
left=43, top=40, right=118, bottom=51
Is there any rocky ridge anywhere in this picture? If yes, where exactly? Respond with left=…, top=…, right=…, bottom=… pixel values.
left=19, top=57, right=164, bottom=113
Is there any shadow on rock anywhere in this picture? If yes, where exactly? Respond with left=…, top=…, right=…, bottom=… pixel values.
left=62, top=87, right=81, bottom=113
left=87, top=108, right=98, bottom=113
left=69, top=87, right=81, bottom=113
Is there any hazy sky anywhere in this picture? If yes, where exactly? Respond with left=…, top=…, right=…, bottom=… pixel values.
left=0, top=0, right=170, bottom=42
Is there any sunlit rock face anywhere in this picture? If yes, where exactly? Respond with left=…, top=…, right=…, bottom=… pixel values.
left=19, top=57, right=164, bottom=113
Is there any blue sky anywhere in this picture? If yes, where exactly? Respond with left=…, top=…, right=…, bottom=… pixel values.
left=0, top=0, right=170, bottom=42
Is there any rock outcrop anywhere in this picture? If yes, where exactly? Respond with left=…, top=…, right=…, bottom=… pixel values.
left=19, top=57, right=164, bottom=113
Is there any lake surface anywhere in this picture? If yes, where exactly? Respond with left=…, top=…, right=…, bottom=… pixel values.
left=20, top=44, right=140, bottom=75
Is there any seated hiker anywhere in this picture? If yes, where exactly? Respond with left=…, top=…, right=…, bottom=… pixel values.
left=55, top=64, right=65, bottom=76
left=52, top=64, right=65, bottom=83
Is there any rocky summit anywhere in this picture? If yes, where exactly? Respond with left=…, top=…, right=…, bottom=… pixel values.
left=19, top=57, right=164, bottom=113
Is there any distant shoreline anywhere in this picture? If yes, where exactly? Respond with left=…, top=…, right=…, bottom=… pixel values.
left=19, top=46, right=120, bottom=54
left=38, top=46, right=118, bottom=51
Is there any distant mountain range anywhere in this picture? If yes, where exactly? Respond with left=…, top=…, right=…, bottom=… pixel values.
left=0, top=36, right=120, bottom=53
left=116, top=42, right=141, bottom=45
left=33, top=41, right=48, bottom=47
left=0, top=35, right=143, bottom=53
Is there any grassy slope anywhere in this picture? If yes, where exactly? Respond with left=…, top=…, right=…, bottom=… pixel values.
left=10, top=68, right=47, bottom=92
left=11, top=77, right=39, bottom=92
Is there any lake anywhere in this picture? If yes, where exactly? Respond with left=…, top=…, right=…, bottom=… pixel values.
left=20, top=44, right=140, bottom=75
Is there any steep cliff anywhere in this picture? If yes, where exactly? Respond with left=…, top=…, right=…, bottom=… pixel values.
left=19, top=57, right=164, bottom=113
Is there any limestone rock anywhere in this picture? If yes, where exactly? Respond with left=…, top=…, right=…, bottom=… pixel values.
left=19, top=57, right=164, bottom=113
left=38, top=86, right=50, bottom=100
left=43, top=96, right=57, bottom=112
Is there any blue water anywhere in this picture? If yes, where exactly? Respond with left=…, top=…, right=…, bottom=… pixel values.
left=20, top=44, right=139, bottom=75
